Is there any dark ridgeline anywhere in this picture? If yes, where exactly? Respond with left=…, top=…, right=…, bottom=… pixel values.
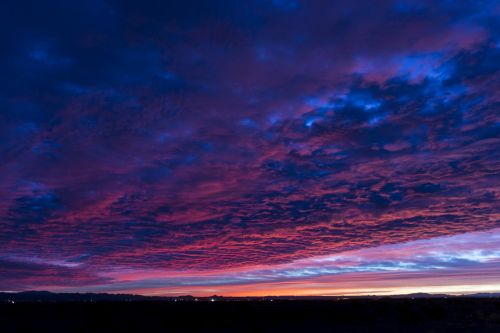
left=1, top=292, right=500, bottom=332
left=2, top=291, right=500, bottom=302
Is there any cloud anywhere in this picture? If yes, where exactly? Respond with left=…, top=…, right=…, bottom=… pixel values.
left=51, top=228, right=500, bottom=295
left=0, top=0, right=498, bottom=292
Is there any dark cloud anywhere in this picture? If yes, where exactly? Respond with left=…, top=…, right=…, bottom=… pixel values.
left=0, top=257, right=108, bottom=290
left=0, top=0, right=499, bottom=291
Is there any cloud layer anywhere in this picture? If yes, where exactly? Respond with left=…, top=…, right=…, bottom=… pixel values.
left=0, top=0, right=499, bottom=293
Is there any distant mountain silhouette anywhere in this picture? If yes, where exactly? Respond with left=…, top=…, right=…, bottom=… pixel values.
left=1, top=291, right=499, bottom=302
left=0, top=291, right=168, bottom=302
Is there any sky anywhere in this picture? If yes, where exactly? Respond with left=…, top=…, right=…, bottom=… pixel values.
left=0, top=0, right=499, bottom=296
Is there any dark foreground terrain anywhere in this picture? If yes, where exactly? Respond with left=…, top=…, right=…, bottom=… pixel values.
left=2, top=298, right=500, bottom=332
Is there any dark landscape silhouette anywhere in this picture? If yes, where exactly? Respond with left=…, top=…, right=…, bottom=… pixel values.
left=1, top=292, right=500, bottom=332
